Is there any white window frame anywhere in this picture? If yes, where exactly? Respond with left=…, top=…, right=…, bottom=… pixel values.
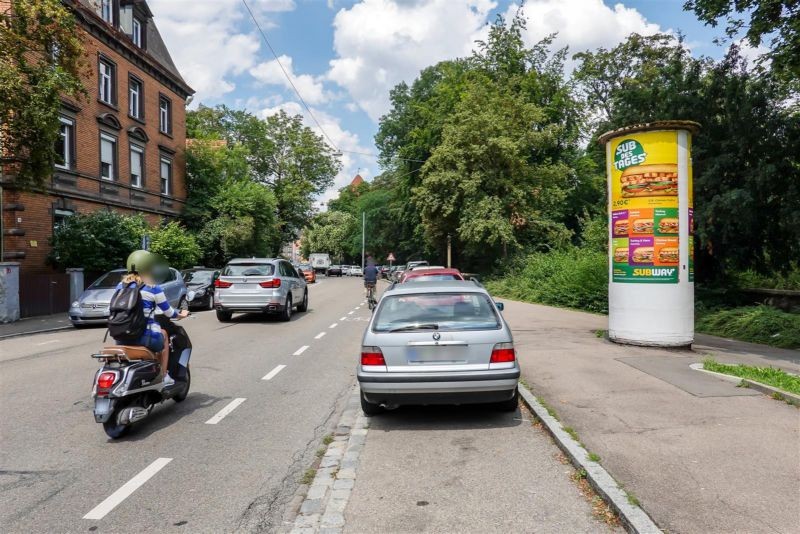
left=55, top=117, right=73, bottom=170
left=100, top=133, right=116, bottom=181
left=132, top=18, right=142, bottom=47
left=99, top=60, right=113, bottom=104
left=101, top=0, right=113, bottom=23
left=129, top=78, right=141, bottom=118
left=160, top=157, right=172, bottom=195
left=130, top=145, right=144, bottom=188
left=159, top=97, right=170, bottom=134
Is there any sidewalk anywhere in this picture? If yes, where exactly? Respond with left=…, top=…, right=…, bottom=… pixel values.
left=0, top=313, right=73, bottom=339
left=503, top=299, right=800, bottom=534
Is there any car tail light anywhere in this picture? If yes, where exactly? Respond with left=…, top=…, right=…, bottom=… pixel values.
left=214, top=279, right=232, bottom=288
left=490, top=342, right=516, bottom=363
left=259, top=278, right=281, bottom=288
left=361, top=346, right=386, bottom=366
left=96, top=370, right=119, bottom=397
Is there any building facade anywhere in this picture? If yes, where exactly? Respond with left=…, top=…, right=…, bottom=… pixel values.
left=1, top=0, right=193, bottom=277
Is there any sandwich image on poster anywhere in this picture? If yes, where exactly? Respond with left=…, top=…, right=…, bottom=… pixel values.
left=612, top=210, right=629, bottom=236
left=620, top=164, right=678, bottom=198
left=629, top=237, right=654, bottom=264
left=613, top=247, right=628, bottom=263
left=654, top=208, right=679, bottom=235
left=655, top=237, right=680, bottom=265
left=632, top=218, right=654, bottom=234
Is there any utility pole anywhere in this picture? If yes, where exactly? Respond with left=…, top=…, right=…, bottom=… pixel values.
left=361, top=211, right=365, bottom=268
left=447, top=234, right=452, bottom=268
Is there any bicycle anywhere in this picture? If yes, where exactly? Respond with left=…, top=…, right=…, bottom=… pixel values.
left=366, top=283, right=377, bottom=311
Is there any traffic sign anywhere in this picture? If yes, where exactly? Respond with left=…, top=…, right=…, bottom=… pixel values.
left=387, top=252, right=396, bottom=262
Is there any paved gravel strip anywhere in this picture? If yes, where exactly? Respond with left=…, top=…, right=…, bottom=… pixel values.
left=291, top=388, right=364, bottom=534
left=517, top=384, right=662, bottom=534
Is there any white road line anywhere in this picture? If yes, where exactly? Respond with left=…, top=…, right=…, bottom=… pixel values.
left=329, top=323, right=338, bottom=329
left=314, top=332, right=326, bottom=339
left=293, top=345, right=309, bottom=356
left=340, top=316, right=347, bottom=321
left=83, top=458, right=172, bottom=520
left=262, top=365, right=286, bottom=381
left=36, top=339, right=60, bottom=346
left=205, top=398, right=246, bottom=425
left=348, top=311, right=354, bottom=315
left=355, top=307, right=361, bottom=310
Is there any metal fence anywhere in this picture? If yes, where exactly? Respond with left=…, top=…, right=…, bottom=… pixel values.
left=19, top=273, right=71, bottom=318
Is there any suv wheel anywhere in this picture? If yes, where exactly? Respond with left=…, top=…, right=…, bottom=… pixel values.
left=216, top=309, right=232, bottom=322
left=360, top=390, right=383, bottom=416
left=280, top=296, right=292, bottom=322
left=297, top=290, right=308, bottom=312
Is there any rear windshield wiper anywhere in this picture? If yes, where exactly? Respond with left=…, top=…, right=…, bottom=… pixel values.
left=387, top=323, right=439, bottom=333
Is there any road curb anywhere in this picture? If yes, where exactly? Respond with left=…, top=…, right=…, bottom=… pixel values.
left=689, top=363, right=800, bottom=407
left=0, top=325, right=73, bottom=340
left=517, top=383, right=662, bottom=534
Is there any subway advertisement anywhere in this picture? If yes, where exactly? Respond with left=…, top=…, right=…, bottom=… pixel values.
left=609, top=130, right=693, bottom=283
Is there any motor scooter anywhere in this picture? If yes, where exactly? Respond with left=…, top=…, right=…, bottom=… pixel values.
left=91, top=316, right=192, bottom=438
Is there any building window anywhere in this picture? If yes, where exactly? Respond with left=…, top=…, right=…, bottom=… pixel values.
left=54, top=208, right=74, bottom=231
left=132, top=18, right=142, bottom=47
left=129, top=77, right=142, bottom=119
left=160, top=157, right=172, bottom=195
left=159, top=95, right=171, bottom=134
left=101, top=0, right=113, bottom=24
left=99, top=59, right=115, bottom=105
left=100, top=133, right=117, bottom=181
left=54, top=117, right=74, bottom=170
left=130, top=145, right=144, bottom=188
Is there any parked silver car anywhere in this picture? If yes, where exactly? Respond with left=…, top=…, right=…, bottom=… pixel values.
left=214, top=258, right=308, bottom=322
left=357, top=280, right=519, bottom=414
left=69, top=267, right=187, bottom=327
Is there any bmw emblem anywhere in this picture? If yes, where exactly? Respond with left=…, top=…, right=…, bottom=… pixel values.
left=432, top=332, right=441, bottom=341
left=92, top=303, right=97, bottom=309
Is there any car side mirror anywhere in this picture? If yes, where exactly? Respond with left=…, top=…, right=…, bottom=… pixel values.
left=495, top=301, right=504, bottom=311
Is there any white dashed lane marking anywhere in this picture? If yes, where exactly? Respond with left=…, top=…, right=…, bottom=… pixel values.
left=205, top=398, right=246, bottom=425
left=293, top=345, right=309, bottom=356
left=83, top=458, right=172, bottom=520
left=329, top=323, right=338, bottom=329
left=348, top=311, right=354, bottom=315
left=315, top=332, right=326, bottom=339
left=340, top=316, right=347, bottom=321
left=262, top=365, right=286, bottom=381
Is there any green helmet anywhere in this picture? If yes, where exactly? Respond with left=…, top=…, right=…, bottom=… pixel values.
left=126, top=250, right=169, bottom=281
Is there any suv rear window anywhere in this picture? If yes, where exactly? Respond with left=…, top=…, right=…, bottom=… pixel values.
left=222, top=263, right=275, bottom=276
left=373, top=292, right=500, bottom=332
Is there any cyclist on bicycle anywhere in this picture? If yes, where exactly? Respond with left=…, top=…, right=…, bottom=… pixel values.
left=363, top=257, right=379, bottom=300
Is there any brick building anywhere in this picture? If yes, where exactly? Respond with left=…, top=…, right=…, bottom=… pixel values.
left=0, top=0, right=193, bottom=316
left=1, top=0, right=193, bottom=272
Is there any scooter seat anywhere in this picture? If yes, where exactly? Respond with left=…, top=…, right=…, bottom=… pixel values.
left=101, top=346, right=158, bottom=360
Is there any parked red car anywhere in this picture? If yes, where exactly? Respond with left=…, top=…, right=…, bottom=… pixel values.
left=298, top=263, right=316, bottom=283
left=400, top=267, right=464, bottom=283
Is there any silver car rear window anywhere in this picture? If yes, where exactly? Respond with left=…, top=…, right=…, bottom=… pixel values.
left=373, top=292, right=500, bottom=332
left=90, top=271, right=124, bottom=288
left=222, top=263, right=275, bottom=276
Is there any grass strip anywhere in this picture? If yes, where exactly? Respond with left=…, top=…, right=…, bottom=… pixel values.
left=703, top=357, right=800, bottom=395
left=696, top=305, right=800, bottom=349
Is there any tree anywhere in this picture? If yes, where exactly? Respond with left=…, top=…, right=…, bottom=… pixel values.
left=684, top=0, right=800, bottom=79
left=149, top=222, right=201, bottom=269
left=301, top=211, right=357, bottom=263
left=0, top=0, right=86, bottom=187
left=49, top=211, right=146, bottom=272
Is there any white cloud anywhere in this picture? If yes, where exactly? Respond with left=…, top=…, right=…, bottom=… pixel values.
left=250, top=55, right=329, bottom=105
left=736, top=38, right=770, bottom=66
left=508, top=0, right=663, bottom=62
left=328, top=0, right=497, bottom=121
left=148, top=0, right=297, bottom=102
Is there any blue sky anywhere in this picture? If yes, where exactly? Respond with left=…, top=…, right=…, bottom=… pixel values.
left=149, top=0, right=757, bottom=201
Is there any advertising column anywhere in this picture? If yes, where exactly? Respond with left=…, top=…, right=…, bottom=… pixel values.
left=601, top=121, right=699, bottom=346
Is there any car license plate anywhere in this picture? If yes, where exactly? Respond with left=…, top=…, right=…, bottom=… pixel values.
left=407, top=346, right=465, bottom=363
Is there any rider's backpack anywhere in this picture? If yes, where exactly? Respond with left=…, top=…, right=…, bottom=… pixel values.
left=107, top=283, right=148, bottom=344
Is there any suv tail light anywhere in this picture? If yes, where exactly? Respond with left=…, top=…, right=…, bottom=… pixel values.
left=490, top=342, right=516, bottom=363
left=259, top=278, right=281, bottom=288
left=96, top=370, right=119, bottom=397
left=361, top=346, right=386, bottom=366
left=214, top=279, right=232, bottom=288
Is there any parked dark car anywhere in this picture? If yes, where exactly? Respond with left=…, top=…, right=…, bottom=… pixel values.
left=327, top=265, right=343, bottom=277
left=181, top=267, right=219, bottom=310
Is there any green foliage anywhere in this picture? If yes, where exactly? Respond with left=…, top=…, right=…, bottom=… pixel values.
left=696, top=306, right=800, bottom=349
left=684, top=0, right=800, bottom=80
left=486, top=248, right=609, bottom=313
left=148, top=222, right=201, bottom=270
left=49, top=211, right=146, bottom=272
left=703, top=357, right=800, bottom=394
left=729, top=264, right=800, bottom=290
left=301, top=211, right=357, bottom=262
left=0, top=0, right=86, bottom=187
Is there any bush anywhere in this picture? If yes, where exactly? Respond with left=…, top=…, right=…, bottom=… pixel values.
left=486, top=248, right=608, bottom=313
left=149, top=221, right=201, bottom=269
left=729, top=265, right=800, bottom=291
left=696, top=306, right=800, bottom=349
left=49, top=211, right=146, bottom=272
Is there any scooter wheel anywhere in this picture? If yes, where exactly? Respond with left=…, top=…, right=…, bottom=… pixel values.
left=173, top=367, right=191, bottom=403
left=103, top=413, right=129, bottom=439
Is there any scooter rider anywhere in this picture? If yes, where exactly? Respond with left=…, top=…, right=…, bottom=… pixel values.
left=115, top=250, right=188, bottom=385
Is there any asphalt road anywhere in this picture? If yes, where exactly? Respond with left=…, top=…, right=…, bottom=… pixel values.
left=0, top=276, right=370, bottom=533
